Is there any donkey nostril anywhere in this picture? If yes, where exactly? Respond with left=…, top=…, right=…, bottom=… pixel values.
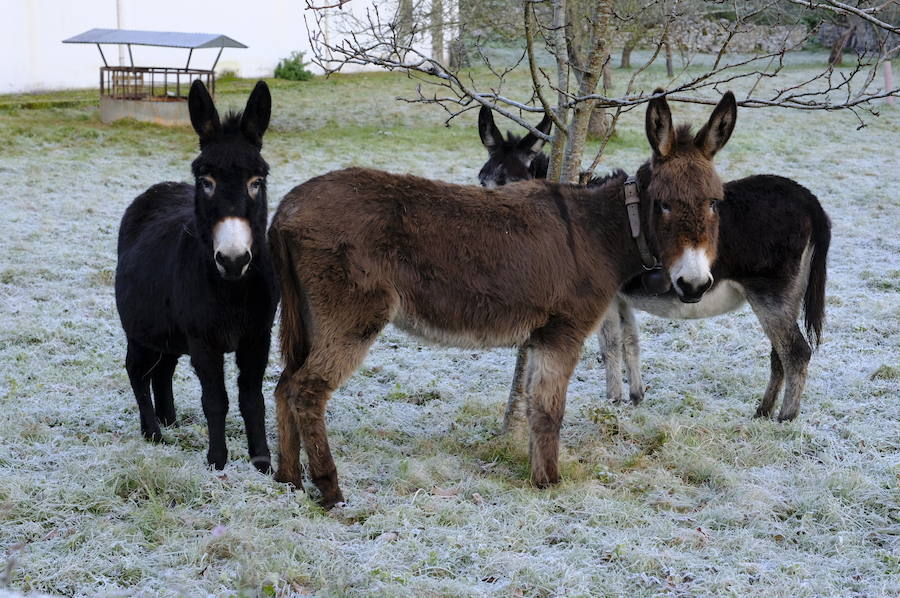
left=235, top=252, right=251, bottom=269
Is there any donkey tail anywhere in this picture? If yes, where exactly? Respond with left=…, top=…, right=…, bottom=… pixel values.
left=268, top=224, right=311, bottom=372
left=803, top=194, right=831, bottom=348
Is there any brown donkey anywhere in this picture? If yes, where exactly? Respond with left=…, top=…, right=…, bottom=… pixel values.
left=268, top=92, right=736, bottom=506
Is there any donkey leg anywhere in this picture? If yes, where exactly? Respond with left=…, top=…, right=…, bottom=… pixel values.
left=754, top=348, right=784, bottom=419
left=236, top=334, right=273, bottom=473
left=618, top=300, right=645, bottom=405
left=151, top=353, right=179, bottom=427
left=747, top=295, right=811, bottom=422
left=525, top=322, right=583, bottom=488
left=599, top=301, right=625, bottom=404
left=125, top=340, right=163, bottom=443
left=274, top=371, right=303, bottom=487
left=284, top=289, right=393, bottom=507
left=290, top=373, right=343, bottom=507
left=501, top=347, right=528, bottom=434
left=775, top=324, right=811, bottom=422
left=188, top=343, right=229, bottom=469
left=288, top=335, right=380, bottom=507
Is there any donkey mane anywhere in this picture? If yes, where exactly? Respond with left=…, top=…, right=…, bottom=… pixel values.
left=673, top=123, right=695, bottom=144
left=585, top=169, right=628, bottom=188
left=221, top=111, right=246, bottom=136
left=192, top=110, right=270, bottom=175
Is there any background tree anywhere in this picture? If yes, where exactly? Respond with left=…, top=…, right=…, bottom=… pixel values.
left=305, top=0, right=899, bottom=184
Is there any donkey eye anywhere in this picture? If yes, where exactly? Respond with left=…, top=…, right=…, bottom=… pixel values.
left=659, top=201, right=672, bottom=214
left=709, top=199, right=719, bottom=212
left=247, top=177, right=264, bottom=196
left=199, top=177, right=215, bottom=194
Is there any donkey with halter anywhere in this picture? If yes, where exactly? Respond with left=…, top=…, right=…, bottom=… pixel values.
left=115, top=80, right=278, bottom=472
left=268, top=92, right=733, bottom=507
left=478, top=94, right=831, bottom=424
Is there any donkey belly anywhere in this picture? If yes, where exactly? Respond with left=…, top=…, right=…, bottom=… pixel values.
left=624, top=280, right=746, bottom=319
left=392, top=312, right=535, bottom=349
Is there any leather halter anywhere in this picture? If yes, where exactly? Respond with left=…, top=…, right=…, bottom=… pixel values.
left=623, top=175, right=661, bottom=271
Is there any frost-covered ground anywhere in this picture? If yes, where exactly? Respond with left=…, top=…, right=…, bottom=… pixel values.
left=0, top=56, right=898, bottom=597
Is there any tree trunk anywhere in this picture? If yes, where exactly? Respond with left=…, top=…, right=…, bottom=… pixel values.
left=603, top=62, right=613, bottom=90
left=665, top=37, right=674, bottom=77
left=587, top=106, right=611, bottom=139
left=547, top=0, right=569, bottom=183
left=885, top=60, right=895, bottom=106
left=829, top=25, right=855, bottom=67
left=620, top=43, right=633, bottom=69
left=396, top=0, right=414, bottom=60
left=559, top=0, right=612, bottom=183
left=430, top=0, right=444, bottom=63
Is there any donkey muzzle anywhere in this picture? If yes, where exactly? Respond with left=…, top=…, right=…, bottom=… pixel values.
left=212, top=217, right=253, bottom=280
left=675, top=275, right=713, bottom=303
left=215, top=250, right=251, bottom=280
left=670, top=246, right=714, bottom=303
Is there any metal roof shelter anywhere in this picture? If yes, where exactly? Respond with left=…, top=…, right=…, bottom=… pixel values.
left=62, top=28, right=247, bottom=124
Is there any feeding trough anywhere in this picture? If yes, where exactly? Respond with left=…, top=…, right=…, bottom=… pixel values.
left=62, top=28, right=247, bottom=125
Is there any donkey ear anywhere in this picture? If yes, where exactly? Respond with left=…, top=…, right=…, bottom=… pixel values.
left=518, top=112, right=552, bottom=156
left=241, top=80, right=271, bottom=147
left=645, top=88, right=674, bottom=158
left=694, top=91, right=736, bottom=158
left=478, top=105, right=504, bottom=153
left=188, top=80, right=221, bottom=145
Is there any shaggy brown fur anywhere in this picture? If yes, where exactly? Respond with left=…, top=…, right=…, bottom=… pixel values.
left=268, top=92, right=733, bottom=506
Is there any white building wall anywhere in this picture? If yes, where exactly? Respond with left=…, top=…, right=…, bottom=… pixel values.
left=1, top=0, right=437, bottom=94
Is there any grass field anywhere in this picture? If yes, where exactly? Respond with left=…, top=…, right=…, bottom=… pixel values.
left=0, top=53, right=898, bottom=597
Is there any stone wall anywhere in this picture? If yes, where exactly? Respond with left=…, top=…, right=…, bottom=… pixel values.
left=668, top=17, right=808, bottom=54
left=816, top=21, right=900, bottom=54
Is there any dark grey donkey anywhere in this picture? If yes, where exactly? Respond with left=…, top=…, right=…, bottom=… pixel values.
left=476, top=101, right=831, bottom=422
left=478, top=106, right=552, bottom=188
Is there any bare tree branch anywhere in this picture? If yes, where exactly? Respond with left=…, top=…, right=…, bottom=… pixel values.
left=785, top=0, right=900, bottom=34
left=303, top=0, right=900, bottom=176
left=306, top=0, right=353, bottom=9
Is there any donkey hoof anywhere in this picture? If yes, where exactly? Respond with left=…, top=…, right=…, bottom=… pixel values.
left=274, top=469, right=303, bottom=488
left=318, top=489, right=346, bottom=510
left=251, top=456, right=273, bottom=474
left=753, top=407, right=773, bottom=419
left=142, top=429, right=164, bottom=443
left=532, top=471, right=560, bottom=489
left=629, top=390, right=645, bottom=405
left=207, top=451, right=228, bottom=471
left=777, top=411, right=798, bottom=423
